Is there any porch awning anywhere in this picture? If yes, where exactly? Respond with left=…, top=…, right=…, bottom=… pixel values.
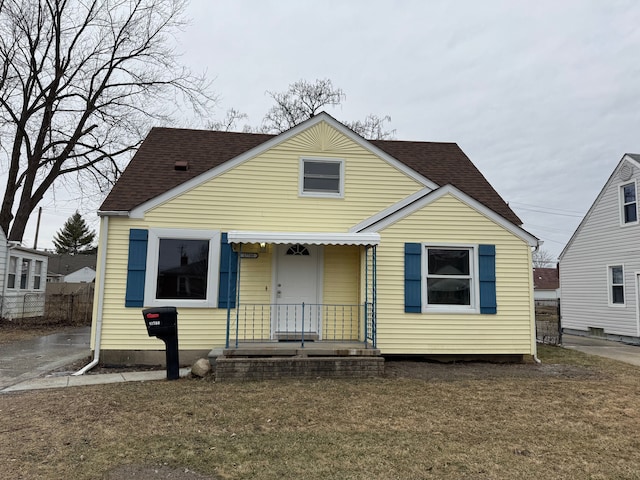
left=227, top=230, right=380, bottom=246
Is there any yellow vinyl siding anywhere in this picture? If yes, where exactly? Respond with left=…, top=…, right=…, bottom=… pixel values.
left=98, top=122, right=422, bottom=351
left=98, top=219, right=229, bottom=350
left=375, top=193, right=534, bottom=355
left=323, top=245, right=360, bottom=339
left=143, top=122, right=422, bottom=231
left=96, top=121, right=534, bottom=355
left=236, top=244, right=272, bottom=305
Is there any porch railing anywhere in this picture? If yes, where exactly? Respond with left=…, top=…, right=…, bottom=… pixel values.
left=226, top=303, right=374, bottom=348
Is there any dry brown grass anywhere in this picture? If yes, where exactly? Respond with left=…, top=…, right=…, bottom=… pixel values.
left=2, top=345, right=640, bottom=479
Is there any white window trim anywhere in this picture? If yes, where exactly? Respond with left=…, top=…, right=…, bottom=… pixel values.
left=144, top=228, right=221, bottom=308
left=421, top=243, right=480, bottom=314
left=299, top=157, right=345, bottom=198
left=619, top=180, right=638, bottom=227
left=607, top=264, right=625, bottom=307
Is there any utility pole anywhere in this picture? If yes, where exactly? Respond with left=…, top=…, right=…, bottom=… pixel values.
left=33, top=207, right=42, bottom=249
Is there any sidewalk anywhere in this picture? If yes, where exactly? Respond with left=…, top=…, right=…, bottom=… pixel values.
left=2, top=368, right=191, bottom=393
left=0, top=327, right=190, bottom=393
left=3, top=330, right=639, bottom=394
left=561, top=333, right=640, bottom=367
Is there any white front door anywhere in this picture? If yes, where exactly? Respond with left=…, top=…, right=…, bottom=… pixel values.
left=273, top=244, right=321, bottom=339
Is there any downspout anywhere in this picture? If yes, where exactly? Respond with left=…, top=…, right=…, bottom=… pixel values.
left=73, top=215, right=109, bottom=375
left=531, top=240, right=543, bottom=364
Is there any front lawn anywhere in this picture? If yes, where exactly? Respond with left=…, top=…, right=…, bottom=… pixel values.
left=1, top=345, right=639, bottom=479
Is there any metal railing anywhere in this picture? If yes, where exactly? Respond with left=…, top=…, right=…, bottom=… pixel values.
left=227, top=303, right=369, bottom=347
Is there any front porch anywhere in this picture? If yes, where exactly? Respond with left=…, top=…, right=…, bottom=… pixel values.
left=217, top=231, right=383, bottom=380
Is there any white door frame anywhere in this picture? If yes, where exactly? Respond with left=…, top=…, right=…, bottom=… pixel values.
left=270, top=244, right=324, bottom=338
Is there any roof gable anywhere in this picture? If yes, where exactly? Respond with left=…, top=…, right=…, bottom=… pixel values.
left=100, top=112, right=521, bottom=225
left=559, top=153, right=640, bottom=260
left=352, top=184, right=538, bottom=246
left=533, top=267, right=559, bottom=290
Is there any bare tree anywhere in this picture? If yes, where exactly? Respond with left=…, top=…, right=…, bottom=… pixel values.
left=257, top=78, right=394, bottom=140
left=205, top=108, right=251, bottom=132
left=260, top=78, right=345, bottom=134
left=344, top=114, right=396, bottom=140
left=532, top=249, right=556, bottom=268
left=0, top=0, right=215, bottom=241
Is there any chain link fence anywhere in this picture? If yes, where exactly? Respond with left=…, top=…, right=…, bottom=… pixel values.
left=535, top=299, right=561, bottom=345
left=0, top=283, right=94, bottom=327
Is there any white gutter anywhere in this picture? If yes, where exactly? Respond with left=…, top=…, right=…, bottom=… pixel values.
left=73, top=216, right=109, bottom=375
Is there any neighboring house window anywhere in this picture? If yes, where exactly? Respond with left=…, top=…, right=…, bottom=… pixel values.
left=7, top=256, right=17, bottom=289
left=424, top=247, right=475, bottom=310
left=33, top=261, right=43, bottom=290
left=20, top=258, right=31, bottom=289
left=141, top=229, right=221, bottom=308
left=300, top=158, right=344, bottom=197
left=620, top=182, right=638, bottom=224
left=609, top=265, right=625, bottom=305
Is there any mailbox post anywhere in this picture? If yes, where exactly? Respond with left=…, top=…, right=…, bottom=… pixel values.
left=142, top=306, right=179, bottom=380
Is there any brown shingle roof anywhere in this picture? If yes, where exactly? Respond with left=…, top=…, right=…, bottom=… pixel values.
left=533, top=268, right=559, bottom=290
left=100, top=125, right=521, bottom=225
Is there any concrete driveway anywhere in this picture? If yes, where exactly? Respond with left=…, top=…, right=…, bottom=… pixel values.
left=0, top=327, right=91, bottom=389
left=561, top=334, right=640, bottom=367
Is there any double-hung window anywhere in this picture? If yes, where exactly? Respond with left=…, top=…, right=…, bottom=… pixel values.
left=609, top=265, right=625, bottom=305
left=20, top=259, right=31, bottom=289
left=7, top=256, right=17, bottom=289
left=620, top=182, right=638, bottom=225
left=144, top=229, right=220, bottom=307
left=33, top=261, right=43, bottom=290
left=300, top=158, right=344, bottom=197
left=424, top=246, right=476, bottom=311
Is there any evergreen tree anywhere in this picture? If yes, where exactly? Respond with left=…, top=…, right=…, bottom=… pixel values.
left=52, top=212, right=96, bottom=254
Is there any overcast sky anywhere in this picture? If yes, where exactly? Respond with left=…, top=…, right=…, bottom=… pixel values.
left=27, top=0, right=640, bottom=261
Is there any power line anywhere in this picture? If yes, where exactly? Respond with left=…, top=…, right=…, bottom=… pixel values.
left=508, top=202, right=584, bottom=217
left=512, top=205, right=584, bottom=218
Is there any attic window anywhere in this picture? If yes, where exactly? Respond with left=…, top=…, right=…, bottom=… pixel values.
left=174, top=160, right=189, bottom=171
left=299, top=158, right=344, bottom=198
left=620, top=182, right=637, bottom=224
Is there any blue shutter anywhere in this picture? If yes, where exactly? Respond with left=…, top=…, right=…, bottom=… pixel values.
left=404, top=243, right=422, bottom=313
left=218, top=233, right=238, bottom=308
left=478, top=244, right=497, bottom=314
left=125, top=229, right=148, bottom=307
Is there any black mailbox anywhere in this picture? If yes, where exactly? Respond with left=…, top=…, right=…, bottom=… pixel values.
left=142, top=307, right=179, bottom=380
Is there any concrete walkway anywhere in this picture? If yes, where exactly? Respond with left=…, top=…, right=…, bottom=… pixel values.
left=561, top=334, right=640, bottom=367
left=0, top=327, right=91, bottom=390
left=0, top=327, right=189, bottom=393
left=2, top=329, right=640, bottom=393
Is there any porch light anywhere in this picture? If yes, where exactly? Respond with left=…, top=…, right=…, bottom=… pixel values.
left=260, top=242, right=267, bottom=252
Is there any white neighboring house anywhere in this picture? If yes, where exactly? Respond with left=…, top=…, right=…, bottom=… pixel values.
left=63, top=266, right=96, bottom=283
left=560, top=153, right=640, bottom=344
left=46, top=253, right=97, bottom=283
left=0, top=229, right=49, bottom=319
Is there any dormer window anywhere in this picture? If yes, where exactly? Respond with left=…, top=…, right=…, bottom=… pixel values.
left=300, top=158, right=344, bottom=198
left=620, top=182, right=638, bottom=225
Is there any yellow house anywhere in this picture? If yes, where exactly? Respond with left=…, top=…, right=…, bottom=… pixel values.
left=88, top=113, right=539, bottom=372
